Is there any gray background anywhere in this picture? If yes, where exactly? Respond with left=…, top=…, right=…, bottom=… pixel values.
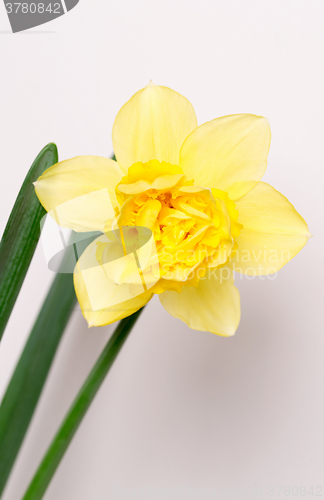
left=0, top=1, right=323, bottom=499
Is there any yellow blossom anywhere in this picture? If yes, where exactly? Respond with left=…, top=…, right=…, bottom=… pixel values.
left=34, top=83, right=311, bottom=335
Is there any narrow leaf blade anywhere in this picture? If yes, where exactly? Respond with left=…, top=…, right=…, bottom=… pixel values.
left=0, top=143, right=58, bottom=341
left=0, top=248, right=76, bottom=497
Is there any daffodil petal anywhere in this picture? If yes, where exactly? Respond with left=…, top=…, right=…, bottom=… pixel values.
left=34, top=156, right=123, bottom=232
left=179, top=114, right=271, bottom=199
left=112, top=83, right=198, bottom=171
left=159, top=267, right=240, bottom=336
left=74, top=238, right=153, bottom=327
left=118, top=174, right=185, bottom=195
left=231, top=182, right=311, bottom=275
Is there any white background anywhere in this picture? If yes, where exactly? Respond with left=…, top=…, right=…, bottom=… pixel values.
left=0, top=1, right=323, bottom=499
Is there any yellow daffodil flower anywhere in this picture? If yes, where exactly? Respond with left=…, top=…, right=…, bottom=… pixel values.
left=34, top=83, right=310, bottom=336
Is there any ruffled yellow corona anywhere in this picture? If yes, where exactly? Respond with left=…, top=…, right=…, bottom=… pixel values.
left=34, top=83, right=311, bottom=335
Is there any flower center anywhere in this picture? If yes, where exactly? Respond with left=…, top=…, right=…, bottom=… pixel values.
left=115, top=160, right=242, bottom=293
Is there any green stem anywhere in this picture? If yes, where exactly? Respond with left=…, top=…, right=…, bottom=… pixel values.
left=21, top=308, right=144, bottom=500
left=0, top=143, right=58, bottom=341
left=0, top=248, right=76, bottom=498
left=0, top=229, right=99, bottom=497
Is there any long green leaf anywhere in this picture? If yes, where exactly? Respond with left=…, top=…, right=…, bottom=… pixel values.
left=0, top=228, right=100, bottom=497
left=21, top=308, right=144, bottom=500
left=0, top=247, right=76, bottom=497
left=0, top=143, right=58, bottom=341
